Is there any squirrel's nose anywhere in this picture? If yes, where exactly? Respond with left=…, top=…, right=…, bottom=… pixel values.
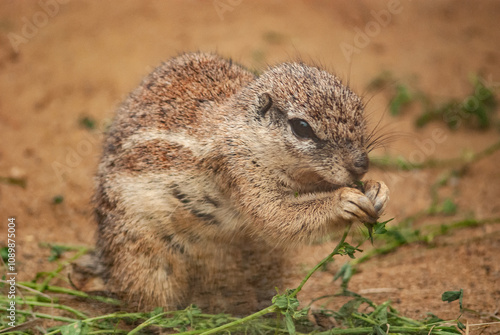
left=348, top=152, right=369, bottom=179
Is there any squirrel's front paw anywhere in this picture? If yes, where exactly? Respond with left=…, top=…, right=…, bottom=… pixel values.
left=363, top=180, right=390, bottom=217
left=337, top=187, right=378, bottom=224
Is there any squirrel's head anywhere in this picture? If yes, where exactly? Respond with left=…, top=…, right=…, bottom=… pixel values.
left=235, top=63, right=369, bottom=193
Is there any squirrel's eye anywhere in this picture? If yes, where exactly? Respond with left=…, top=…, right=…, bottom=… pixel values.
left=289, top=118, right=317, bottom=140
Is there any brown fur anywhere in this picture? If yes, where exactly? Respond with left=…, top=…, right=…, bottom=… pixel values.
left=92, top=52, right=389, bottom=314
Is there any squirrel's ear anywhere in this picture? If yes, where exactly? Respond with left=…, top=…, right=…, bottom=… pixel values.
left=257, top=93, right=273, bottom=117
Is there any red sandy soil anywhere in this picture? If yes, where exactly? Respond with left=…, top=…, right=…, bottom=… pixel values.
left=1, top=1, right=499, bottom=333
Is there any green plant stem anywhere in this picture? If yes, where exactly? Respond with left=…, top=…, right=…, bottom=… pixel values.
left=197, top=306, right=276, bottom=335
left=258, top=323, right=308, bottom=335
left=0, top=308, right=145, bottom=335
left=313, top=326, right=459, bottom=334
left=38, top=246, right=89, bottom=290
left=2, top=220, right=473, bottom=334
left=387, top=312, right=424, bottom=327
left=0, top=307, right=78, bottom=323
left=0, top=296, right=87, bottom=319
left=38, top=243, right=91, bottom=251
left=176, top=226, right=354, bottom=335
left=290, top=225, right=352, bottom=299
left=474, top=139, right=500, bottom=161
left=350, top=313, right=379, bottom=326
left=350, top=240, right=402, bottom=266
left=19, top=282, right=121, bottom=305
left=44, top=312, right=150, bottom=335
left=128, top=312, right=171, bottom=335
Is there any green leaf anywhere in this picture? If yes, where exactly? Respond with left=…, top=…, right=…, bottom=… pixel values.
left=442, top=289, right=464, bottom=311
left=365, top=223, right=374, bottom=244
left=374, top=220, right=390, bottom=235
left=386, top=229, right=408, bottom=244
left=285, top=313, right=296, bottom=335
left=52, top=195, right=64, bottom=204
left=337, top=298, right=364, bottom=318
left=372, top=301, right=389, bottom=324
left=334, top=263, right=353, bottom=290
left=424, top=313, right=444, bottom=324
left=339, top=242, right=362, bottom=259
left=79, top=116, right=96, bottom=130
left=354, top=180, right=364, bottom=188
left=372, top=325, right=386, bottom=335
left=457, top=321, right=466, bottom=330
left=272, top=294, right=289, bottom=310
left=441, top=198, right=458, bottom=215
left=48, top=245, right=72, bottom=262
left=0, top=247, right=8, bottom=263
left=151, top=306, right=164, bottom=316
left=441, top=290, right=462, bottom=302
left=389, top=84, right=413, bottom=116
left=366, top=219, right=393, bottom=243
left=293, top=306, right=309, bottom=319
left=60, top=321, right=89, bottom=335
left=272, top=289, right=308, bottom=335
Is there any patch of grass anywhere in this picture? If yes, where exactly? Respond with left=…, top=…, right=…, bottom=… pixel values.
left=389, top=84, right=414, bottom=116
left=309, top=290, right=461, bottom=335
left=360, top=139, right=500, bottom=266
left=416, top=75, right=498, bottom=129
left=52, top=195, right=64, bottom=205
left=1, top=221, right=473, bottom=334
left=367, top=72, right=499, bottom=130
left=4, top=126, right=500, bottom=333
left=79, top=116, right=97, bottom=130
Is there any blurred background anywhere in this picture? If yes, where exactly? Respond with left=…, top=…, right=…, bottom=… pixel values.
left=1, top=0, right=499, bottom=329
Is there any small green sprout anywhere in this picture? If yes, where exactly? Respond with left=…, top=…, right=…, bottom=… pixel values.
left=389, top=84, right=413, bottom=116
left=52, top=195, right=64, bottom=204
left=442, top=289, right=464, bottom=311
left=48, top=244, right=72, bottom=262
left=79, top=116, right=97, bottom=130
left=365, top=218, right=393, bottom=244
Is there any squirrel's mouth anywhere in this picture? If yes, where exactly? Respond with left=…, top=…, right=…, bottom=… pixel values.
left=290, top=169, right=351, bottom=194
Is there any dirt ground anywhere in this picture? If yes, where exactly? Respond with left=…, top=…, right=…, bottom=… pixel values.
left=1, top=0, right=499, bottom=333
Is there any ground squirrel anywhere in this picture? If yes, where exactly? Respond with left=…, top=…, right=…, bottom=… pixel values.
left=93, top=52, right=389, bottom=314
